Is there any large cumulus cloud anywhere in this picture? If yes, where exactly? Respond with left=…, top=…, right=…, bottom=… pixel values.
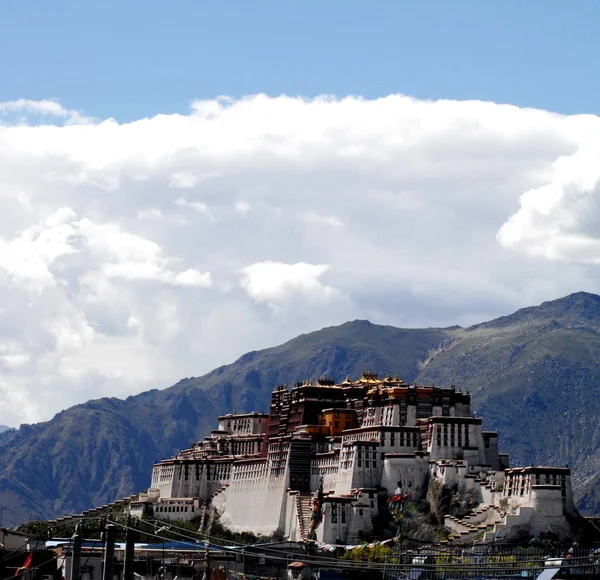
left=0, top=93, right=598, bottom=426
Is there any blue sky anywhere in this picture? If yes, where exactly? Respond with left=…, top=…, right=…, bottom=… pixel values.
left=2, top=0, right=597, bottom=121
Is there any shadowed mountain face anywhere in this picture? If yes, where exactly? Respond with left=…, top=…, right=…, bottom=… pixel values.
left=1, top=292, right=600, bottom=525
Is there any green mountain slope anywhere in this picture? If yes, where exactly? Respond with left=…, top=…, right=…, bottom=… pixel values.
left=1, top=292, right=600, bottom=526
left=417, top=292, right=600, bottom=514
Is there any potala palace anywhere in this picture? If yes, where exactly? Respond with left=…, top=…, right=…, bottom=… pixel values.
left=130, top=374, right=579, bottom=544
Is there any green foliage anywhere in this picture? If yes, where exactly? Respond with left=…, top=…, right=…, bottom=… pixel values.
left=17, top=517, right=114, bottom=541
left=370, top=492, right=450, bottom=545
left=427, top=480, right=479, bottom=524
left=16, top=520, right=54, bottom=539
left=128, top=517, right=204, bottom=544
left=341, top=543, right=392, bottom=562
left=398, top=500, right=450, bottom=544
left=16, top=515, right=208, bottom=545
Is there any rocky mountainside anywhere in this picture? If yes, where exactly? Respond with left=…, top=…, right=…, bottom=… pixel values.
left=1, top=292, right=600, bottom=525
left=417, top=291, right=600, bottom=514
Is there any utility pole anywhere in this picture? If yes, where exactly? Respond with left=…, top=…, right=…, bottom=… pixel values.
left=202, top=540, right=209, bottom=580
left=156, top=525, right=170, bottom=580
left=123, top=518, right=137, bottom=580
left=102, top=524, right=116, bottom=580
left=70, top=525, right=82, bottom=580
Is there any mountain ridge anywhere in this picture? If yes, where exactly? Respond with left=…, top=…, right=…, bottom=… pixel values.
left=2, top=292, right=600, bottom=525
left=469, top=291, right=600, bottom=331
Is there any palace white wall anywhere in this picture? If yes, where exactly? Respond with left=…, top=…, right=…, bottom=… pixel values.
left=316, top=492, right=378, bottom=544
left=218, top=413, right=268, bottom=435
left=283, top=492, right=301, bottom=542
left=152, top=498, right=201, bottom=522
left=153, top=462, right=232, bottom=500
left=428, top=422, right=486, bottom=465
left=335, top=445, right=357, bottom=495
left=219, top=460, right=290, bottom=536
left=310, top=452, right=340, bottom=493
left=381, top=454, right=429, bottom=497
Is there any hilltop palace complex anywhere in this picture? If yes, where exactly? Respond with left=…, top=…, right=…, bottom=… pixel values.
left=130, top=374, right=579, bottom=545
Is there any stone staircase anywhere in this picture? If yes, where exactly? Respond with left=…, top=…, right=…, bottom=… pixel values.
left=207, top=484, right=229, bottom=514
left=210, top=484, right=229, bottom=504
left=197, top=499, right=208, bottom=531
left=297, top=493, right=314, bottom=540
left=481, top=506, right=534, bottom=542
left=445, top=503, right=535, bottom=544
left=445, top=504, right=505, bottom=544
left=47, top=493, right=140, bottom=526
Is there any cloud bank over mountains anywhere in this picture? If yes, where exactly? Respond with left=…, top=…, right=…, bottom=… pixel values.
left=1, top=93, right=600, bottom=426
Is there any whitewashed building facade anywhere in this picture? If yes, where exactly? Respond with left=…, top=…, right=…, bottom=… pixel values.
left=130, top=374, right=579, bottom=544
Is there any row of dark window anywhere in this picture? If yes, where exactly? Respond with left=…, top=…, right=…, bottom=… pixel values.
left=436, top=437, right=469, bottom=446
left=156, top=505, right=192, bottom=513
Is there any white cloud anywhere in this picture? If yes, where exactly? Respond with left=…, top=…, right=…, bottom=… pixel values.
left=169, top=171, right=220, bottom=188
left=497, top=135, right=600, bottom=263
left=0, top=209, right=212, bottom=289
left=241, top=261, right=338, bottom=305
left=175, top=198, right=214, bottom=221
left=138, top=208, right=164, bottom=220
left=0, top=343, right=30, bottom=369
left=0, top=98, right=91, bottom=125
left=170, top=172, right=200, bottom=188
left=0, top=207, right=78, bottom=286
left=1, top=94, right=600, bottom=426
left=0, top=99, right=70, bottom=117
left=173, top=269, right=213, bottom=287
left=234, top=201, right=281, bottom=217
left=299, top=212, right=344, bottom=228
left=235, top=201, right=252, bottom=216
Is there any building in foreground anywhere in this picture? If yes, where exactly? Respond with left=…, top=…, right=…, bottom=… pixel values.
left=131, top=374, right=579, bottom=544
